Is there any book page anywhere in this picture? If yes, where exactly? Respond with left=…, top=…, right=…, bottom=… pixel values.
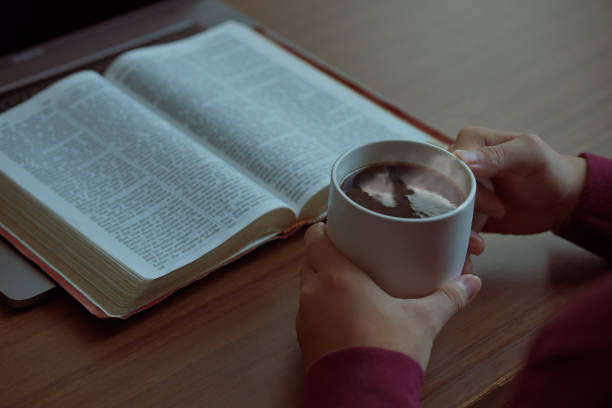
left=106, top=21, right=432, bottom=212
left=0, top=71, right=291, bottom=279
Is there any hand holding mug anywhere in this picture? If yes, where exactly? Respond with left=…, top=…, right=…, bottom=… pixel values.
left=297, top=223, right=482, bottom=369
left=451, top=127, right=587, bottom=234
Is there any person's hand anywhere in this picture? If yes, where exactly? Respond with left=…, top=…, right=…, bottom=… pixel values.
left=451, top=127, right=587, bottom=234
left=296, top=223, right=482, bottom=370
left=463, top=230, right=486, bottom=275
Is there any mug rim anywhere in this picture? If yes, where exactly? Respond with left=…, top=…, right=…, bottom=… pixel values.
left=330, top=139, right=477, bottom=223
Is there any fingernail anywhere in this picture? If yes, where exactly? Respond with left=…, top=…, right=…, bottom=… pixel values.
left=456, top=275, right=481, bottom=302
left=455, top=149, right=482, bottom=165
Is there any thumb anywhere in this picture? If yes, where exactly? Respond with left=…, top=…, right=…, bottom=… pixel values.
left=422, top=275, right=481, bottom=334
left=455, top=136, right=541, bottom=179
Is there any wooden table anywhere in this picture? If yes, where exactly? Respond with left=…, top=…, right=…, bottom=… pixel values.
left=2, top=1, right=612, bottom=406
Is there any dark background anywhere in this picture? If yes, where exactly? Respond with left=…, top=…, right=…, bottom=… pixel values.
left=1, top=1, right=160, bottom=56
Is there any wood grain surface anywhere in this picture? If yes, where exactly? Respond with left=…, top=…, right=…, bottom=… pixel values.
left=2, top=1, right=612, bottom=407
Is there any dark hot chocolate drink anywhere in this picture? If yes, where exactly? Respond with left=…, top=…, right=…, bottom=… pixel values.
left=340, top=162, right=465, bottom=219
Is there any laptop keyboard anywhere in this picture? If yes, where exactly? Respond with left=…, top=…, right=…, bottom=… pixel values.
left=0, top=25, right=203, bottom=114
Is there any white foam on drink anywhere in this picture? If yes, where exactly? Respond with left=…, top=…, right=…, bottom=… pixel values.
left=357, top=169, right=458, bottom=215
left=404, top=185, right=457, bottom=216
left=359, top=170, right=397, bottom=207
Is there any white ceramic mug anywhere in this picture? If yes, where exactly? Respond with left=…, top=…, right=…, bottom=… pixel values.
left=326, top=140, right=476, bottom=298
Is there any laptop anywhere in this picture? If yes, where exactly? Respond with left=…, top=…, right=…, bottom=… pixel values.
left=0, top=0, right=255, bottom=307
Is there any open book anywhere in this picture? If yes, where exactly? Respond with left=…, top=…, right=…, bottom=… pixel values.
left=0, top=21, right=441, bottom=318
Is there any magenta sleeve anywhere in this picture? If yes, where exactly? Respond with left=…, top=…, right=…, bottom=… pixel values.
left=303, top=347, right=424, bottom=407
left=555, top=153, right=612, bottom=260
left=510, top=272, right=612, bottom=407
